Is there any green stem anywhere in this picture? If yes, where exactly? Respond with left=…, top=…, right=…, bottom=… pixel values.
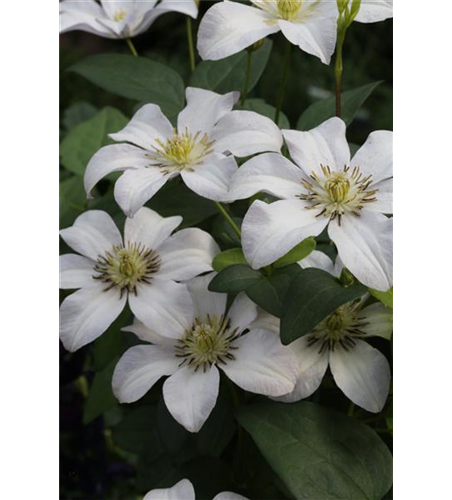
left=125, top=37, right=138, bottom=57
left=214, top=202, right=241, bottom=238
left=334, top=27, right=346, bottom=117
left=274, top=40, right=292, bottom=125
left=347, top=402, right=355, bottom=417
left=241, top=50, right=253, bottom=106
left=186, top=16, right=196, bottom=72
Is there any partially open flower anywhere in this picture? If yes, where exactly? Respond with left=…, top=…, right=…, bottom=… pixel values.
left=59, top=207, right=219, bottom=351
left=112, top=273, right=298, bottom=432
left=144, top=478, right=248, bottom=500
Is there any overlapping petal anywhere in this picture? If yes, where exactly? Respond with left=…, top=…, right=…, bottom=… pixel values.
left=59, top=254, right=95, bottom=289
left=355, top=0, right=393, bottom=23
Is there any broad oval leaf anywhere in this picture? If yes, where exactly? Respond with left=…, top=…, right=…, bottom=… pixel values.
left=60, top=107, right=128, bottom=176
left=274, top=237, right=316, bottom=268
left=281, top=268, right=366, bottom=345
left=236, top=401, right=393, bottom=500
left=208, top=264, right=262, bottom=293
left=69, top=54, right=185, bottom=121
left=297, top=81, right=382, bottom=131
left=246, top=265, right=302, bottom=317
left=212, top=248, right=247, bottom=272
left=190, top=40, right=272, bottom=94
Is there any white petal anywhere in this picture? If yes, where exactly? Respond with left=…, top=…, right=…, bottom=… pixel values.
left=144, top=479, right=196, bottom=500
left=59, top=210, right=122, bottom=261
left=274, top=335, right=329, bottom=403
left=157, top=228, right=219, bottom=281
left=228, top=293, right=258, bottom=334
left=242, top=199, right=328, bottom=269
left=352, top=130, right=393, bottom=183
left=222, top=329, right=298, bottom=396
left=155, top=0, right=199, bottom=19
left=122, top=319, right=175, bottom=347
left=212, top=111, right=283, bottom=157
left=60, top=254, right=95, bottom=289
left=360, top=303, right=393, bottom=340
left=278, top=1, right=337, bottom=65
left=112, top=345, right=179, bottom=403
left=114, top=167, right=173, bottom=217
left=328, top=211, right=393, bottom=291
left=60, top=0, right=113, bottom=37
left=129, top=280, right=193, bottom=339
left=283, top=118, right=350, bottom=177
left=249, top=310, right=280, bottom=335
left=214, top=493, right=248, bottom=500
left=163, top=365, right=220, bottom=432
left=366, top=178, right=393, bottom=214
left=355, top=0, right=393, bottom=23
left=186, top=273, right=227, bottom=321
left=84, top=144, right=149, bottom=198
left=197, top=1, right=280, bottom=60
left=178, top=87, right=239, bottom=135
left=330, top=340, right=391, bottom=413
left=228, top=153, right=304, bottom=202
left=124, top=207, right=182, bottom=250
left=59, top=284, right=126, bottom=352
left=109, top=104, right=173, bottom=151
left=181, top=154, right=238, bottom=202
left=298, top=250, right=335, bottom=275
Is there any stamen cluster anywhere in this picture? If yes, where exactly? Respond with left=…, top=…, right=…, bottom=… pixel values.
left=277, top=0, right=303, bottom=21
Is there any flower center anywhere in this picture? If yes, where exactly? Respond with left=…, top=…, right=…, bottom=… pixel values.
left=93, top=242, right=161, bottom=296
left=175, top=314, right=239, bottom=372
left=277, top=0, right=303, bottom=20
left=147, top=129, right=215, bottom=175
left=300, top=165, right=378, bottom=224
left=307, top=301, right=369, bottom=352
left=113, top=10, right=127, bottom=22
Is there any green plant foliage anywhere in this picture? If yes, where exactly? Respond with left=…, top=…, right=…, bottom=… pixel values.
left=240, top=98, right=290, bottom=128
left=59, top=175, right=86, bottom=228
left=369, top=287, right=393, bottom=308
left=208, top=264, right=262, bottom=293
left=212, top=248, right=247, bottom=272
left=274, top=237, right=316, bottom=268
left=63, top=101, right=98, bottom=130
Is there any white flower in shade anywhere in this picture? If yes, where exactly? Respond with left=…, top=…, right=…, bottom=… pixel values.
left=355, top=0, right=393, bottom=23
left=60, top=0, right=199, bottom=39
left=228, top=117, right=393, bottom=291
left=84, top=87, right=283, bottom=217
left=59, top=207, right=219, bottom=352
left=144, top=478, right=247, bottom=500
left=197, top=0, right=338, bottom=64
left=112, top=273, right=298, bottom=432
left=253, top=284, right=392, bottom=413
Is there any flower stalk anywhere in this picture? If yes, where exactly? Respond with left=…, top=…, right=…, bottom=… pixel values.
left=186, top=16, right=196, bottom=72
left=275, top=40, right=292, bottom=125
left=126, top=37, right=138, bottom=57
left=214, top=202, right=242, bottom=238
left=241, top=50, right=253, bottom=106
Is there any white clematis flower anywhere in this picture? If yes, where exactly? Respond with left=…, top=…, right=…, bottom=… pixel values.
left=59, top=207, right=219, bottom=352
left=355, top=0, right=393, bottom=24
left=84, top=87, right=283, bottom=217
left=253, top=261, right=392, bottom=414
left=197, top=0, right=339, bottom=64
left=144, top=478, right=248, bottom=500
left=60, top=0, right=199, bottom=39
left=113, top=273, right=298, bottom=432
left=229, top=117, right=393, bottom=291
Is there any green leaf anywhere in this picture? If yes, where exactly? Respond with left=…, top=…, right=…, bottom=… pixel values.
left=190, top=40, right=272, bottom=94
left=274, top=237, right=316, bottom=268
left=212, top=248, right=247, bottom=272
left=59, top=175, right=87, bottom=228
left=297, top=81, right=383, bottom=131
left=236, top=401, right=393, bottom=500
left=240, top=98, right=290, bottom=129
left=246, top=265, right=302, bottom=317
left=60, top=107, right=128, bottom=176
left=63, top=101, right=98, bottom=130
left=69, top=54, right=185, bottom=121
left=369, top=288, right=393, bottom=308
left=83, top=357, right=119, bottom=424
left=208, top=264, right=262, bottom=293
left=281, top=268, right=366, bottom=345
